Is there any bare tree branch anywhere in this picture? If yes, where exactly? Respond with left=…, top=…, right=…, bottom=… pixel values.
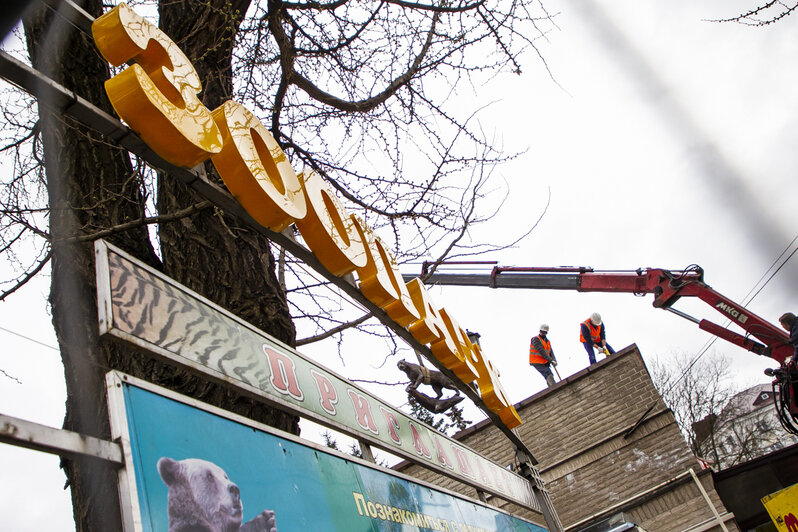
left=296, top=312, right=373, bottom=345
left=709, top=1, right=798, bottom=25
left=60, top=201, right=213, bottom=244
left=0, top=368, right=21, bottom=384
left=0, top=250, right=51, bottom=302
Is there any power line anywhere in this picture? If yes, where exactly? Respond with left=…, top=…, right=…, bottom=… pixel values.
left=0, top=324, right=58, bottom=351
left=740, top=231, right=798, bottom=306
left=744, top=242, right=798, bottom=307
left=664, top=231, right=798, bottom=395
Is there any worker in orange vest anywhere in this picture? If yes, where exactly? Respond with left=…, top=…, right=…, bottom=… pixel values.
left=530, top=324, right=557, bottom=387
left=580, top=312, right=615, bottom=365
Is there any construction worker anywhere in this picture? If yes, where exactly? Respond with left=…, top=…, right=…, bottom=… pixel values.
left=778, top=312, right=798, bottom=364
left=530, top=324, right=557, bottom=387
left=580, top=312, right=615, bottom=365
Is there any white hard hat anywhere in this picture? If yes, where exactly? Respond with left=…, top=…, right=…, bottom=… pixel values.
left=539, top=324, right=550, bottom=332
left=590, top=312, right=602, bottom=326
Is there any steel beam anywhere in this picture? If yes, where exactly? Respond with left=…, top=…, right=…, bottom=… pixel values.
left=0, top=413, right=123, bottom=464
left=405, top=272, right=581, bottom=290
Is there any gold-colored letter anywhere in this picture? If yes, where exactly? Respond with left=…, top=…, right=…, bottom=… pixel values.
left=471, top=343, right=521, bottom=428
left=295, top=171, right=367, bottom=276
left=352, top=217, right=420, bottom=326
left=432, top=309, right=478, bottom=383
left=92, top=3, right=222, bottom=167
left=406, top=281, right=475, bottom=380
left=406, top=279, right=454, bottom=349
left=211, top=101, right=306, bottom=231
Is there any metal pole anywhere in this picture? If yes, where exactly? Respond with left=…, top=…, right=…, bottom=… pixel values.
left=516, top=449, right=564, bottom=532
left=0, top=413, right=123, bottom=464
left=688, top=468, right=729, bottom=532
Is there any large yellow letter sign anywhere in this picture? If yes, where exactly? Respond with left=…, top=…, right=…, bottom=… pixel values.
left=351, top=216, right=420, bottom=327
left=211, top=101, right=306, bottom=231
left=295, top=171, right=367, bottom=276
left=432, top=309, right=478, bottom=383
left=406, top=278, right=456, bottom=350
left=471, top=343, right=521, bottom=428
left=91, top=3, right=523, bottom=430
left=92, top=3, right=223, bottom=167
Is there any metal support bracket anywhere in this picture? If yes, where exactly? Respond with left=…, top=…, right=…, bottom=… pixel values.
left=0, top=413, right=123, bottom=465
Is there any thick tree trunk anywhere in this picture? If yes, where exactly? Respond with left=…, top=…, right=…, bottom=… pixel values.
left=24, top=1, right=160, bottom=530
left=23, top=0, right=299, bottom=530
left=157, top=0, right=299, bottom=432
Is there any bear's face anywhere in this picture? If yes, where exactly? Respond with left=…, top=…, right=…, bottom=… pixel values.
left=158, top=457, right=243, bottom=532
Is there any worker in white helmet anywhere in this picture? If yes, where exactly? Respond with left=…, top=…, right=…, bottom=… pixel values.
left=529, top=324, right=557, bottom=387
left=580, top=312, right=615, bottom=365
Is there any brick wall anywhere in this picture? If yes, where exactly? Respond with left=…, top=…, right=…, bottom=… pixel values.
left=397, top=345, right=739, bottom=531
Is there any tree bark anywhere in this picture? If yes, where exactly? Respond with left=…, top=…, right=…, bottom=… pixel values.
left=23, top=0, right=299, bottom=529
left=24, top=0, right=160, bottom=529
left=158, top=0, right=300, bottom=431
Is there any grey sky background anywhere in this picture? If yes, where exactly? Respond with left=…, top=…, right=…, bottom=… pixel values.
left=2, top=0, right=798, bottom=529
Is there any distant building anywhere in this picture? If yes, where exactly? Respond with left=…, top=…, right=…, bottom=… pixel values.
left=694, top=384, right=798, bottom=470
left=396, top=345, right=737, bottom=531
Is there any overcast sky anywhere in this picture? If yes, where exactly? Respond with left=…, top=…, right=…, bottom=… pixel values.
left=2, top=0, right=798, bottom=530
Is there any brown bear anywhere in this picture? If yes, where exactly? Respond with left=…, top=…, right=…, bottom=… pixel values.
left=157, top=457, right=276, bottom=532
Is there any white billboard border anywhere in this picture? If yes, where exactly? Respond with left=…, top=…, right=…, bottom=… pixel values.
left=105, top=370, right=546, bottom=532
left=95, top=239, right=540, bottom=512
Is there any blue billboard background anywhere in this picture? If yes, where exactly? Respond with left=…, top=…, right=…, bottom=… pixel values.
left=121, top=382, right=546, bottom=531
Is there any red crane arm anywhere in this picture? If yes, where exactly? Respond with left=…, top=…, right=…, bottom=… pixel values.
left=412, top=263, right=792, bottom=363
left=576, top=267, right=791, bottom=362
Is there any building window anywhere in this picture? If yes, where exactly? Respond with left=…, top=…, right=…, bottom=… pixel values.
left=725, top=436, right=735, bottom=452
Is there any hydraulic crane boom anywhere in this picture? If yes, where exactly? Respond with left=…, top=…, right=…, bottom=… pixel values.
left=408, top=262, right=792, bottom=364
left=407, top=261, right=798, bottom=435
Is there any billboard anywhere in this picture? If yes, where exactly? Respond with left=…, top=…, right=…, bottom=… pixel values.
left=95, top=240, right=541, bottom=511
left=762, top=483, right=798, bottom=532
left=107, top=372, right=546, bottom=532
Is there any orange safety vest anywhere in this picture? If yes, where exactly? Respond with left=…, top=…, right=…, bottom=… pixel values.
left=580, top=319, right=602, bottom=344
left=529, top=336, right=551, bottom=364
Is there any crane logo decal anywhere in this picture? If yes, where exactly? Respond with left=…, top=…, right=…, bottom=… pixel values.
left=715, top=301, right=749, bottom=324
